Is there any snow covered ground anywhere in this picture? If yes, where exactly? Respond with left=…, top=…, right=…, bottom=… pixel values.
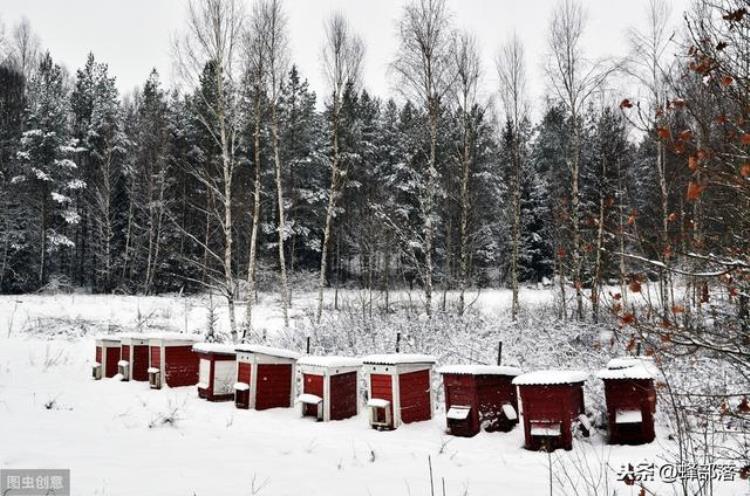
left=0, top=287, right=558, bottom=339
left=0, top=291, right=746, bottom=495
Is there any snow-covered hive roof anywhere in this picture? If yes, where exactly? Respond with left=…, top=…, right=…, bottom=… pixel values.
left=597, top=356, right=657, bottom=380
left=297, top=355, right=362, bottom=368
left=95, top=335, right=121, bottom=342
left=119, top=333, right=149, bottom=341
left=234, top=344, right=301, bottom=360
left=362, top=353, right=436, bottom=365
left=192, top=343, right=237, bottom=355
left=438, top=364, right=522, bottom=376
left=512, top=370, right=588, bottom=386
left=147, top=332, right=200, bottom=342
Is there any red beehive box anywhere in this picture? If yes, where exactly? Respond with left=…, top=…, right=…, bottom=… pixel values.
left=147, top=334, right=200, bottom=389
left=513, top=370, right=588, bottom=451
left=597, top=357, right=657, bottom=445
left=296, top=356, right=362, bottom=422
left=438, top=364, right=523, bottom=437
left=363, top=354, right=436, bottom=429
left=233, top=345, right=300, bottom=410
left=192, top=343, right=237, bottom=401
left=93, top=336, right=121, bottom=380
left=119, top=335, right=150, bottom=382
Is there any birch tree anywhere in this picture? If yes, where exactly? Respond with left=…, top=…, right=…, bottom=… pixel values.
left=392, top=0, right=454, bottom=318
left=626, top=0, right=674, bottom=313
left=8, top=17, right=40, bottom=81
left=174, top=0, right=244, bottom=340
left=451, top=31, right=480, bottom=316
left=242, top=1, right=266, bottom=339
left=546, top=0, right=612, bottom=320
left=496, top=33, right=528, bottom=321
left=316, top=12, right=364, bottom=323
left=261, top=0, right=291, bottom=328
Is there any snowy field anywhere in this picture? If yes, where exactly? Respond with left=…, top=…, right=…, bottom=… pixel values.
left=0, top=291, right=746, bottom=496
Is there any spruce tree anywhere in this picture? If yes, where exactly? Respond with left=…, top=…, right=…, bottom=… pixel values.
left=17, top=52, right=80, bottom=287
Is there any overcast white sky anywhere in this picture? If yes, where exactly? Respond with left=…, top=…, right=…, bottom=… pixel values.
left=2, top=0, right=690, bottom=114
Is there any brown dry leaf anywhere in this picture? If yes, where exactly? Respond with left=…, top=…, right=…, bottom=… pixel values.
left=687, top=181, right=704, bottom=201
left=723, top=8, right=746, bottom=22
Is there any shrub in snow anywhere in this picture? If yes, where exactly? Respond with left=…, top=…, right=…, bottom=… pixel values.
left=147, top=400, right=186, bottom=429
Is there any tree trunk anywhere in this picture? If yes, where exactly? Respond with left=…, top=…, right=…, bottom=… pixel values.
left=0, top=215, right=9, bottom=289
left=617, top=162, right=629, bottom=310
left=242, top=85, right=262, bottom=341
left=458, top=109, right=471, bottom=317
left=316, top=96, right=341, bottom=323
left=510, top=127, right=521, bottom=321
left=39, top=184, right=47, bottom=286
left=423, top=100, right=437, bottom=318
left=557, top=239, right=567, bottom=322
left=121, top=181, right=135, bottom=284
left=244, top=90, right=263, bottom=340
left=146, top=164, right=167, bottom=294
left=218, top=81, right=236, bottom=342
left=272, top=104, right=290, bottom=328
left=144, top=156, right=156, bottom=294
left=657, top=139, right=671, bottom=315
left=591, top=158, right=607, bottom=323
left=570, top=116, right=583, bottom=320
left=384, top=232, right=391, bottom=314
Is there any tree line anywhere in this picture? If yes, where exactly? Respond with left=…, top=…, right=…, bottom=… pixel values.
left=0, top=0, right=747, bottom=344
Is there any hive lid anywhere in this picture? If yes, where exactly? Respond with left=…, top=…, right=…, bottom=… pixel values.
left=119, top=334, right=150, bottom=343
left=297, top=355, right=362, bottom=368
left=362, top=353, right=436, bottom=365
left=512, top=369, right=588, bottom=385
left=147, top=332, right=200, bottom=342
left=95, top=335, right=121, bottom=342
left=234, top=344, right=301, bottom=359
left=192, top=343, right=237, bottom=355
left=438, top=364, right=522, bottom=376
left=597, top=356, right=657, bottom=380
